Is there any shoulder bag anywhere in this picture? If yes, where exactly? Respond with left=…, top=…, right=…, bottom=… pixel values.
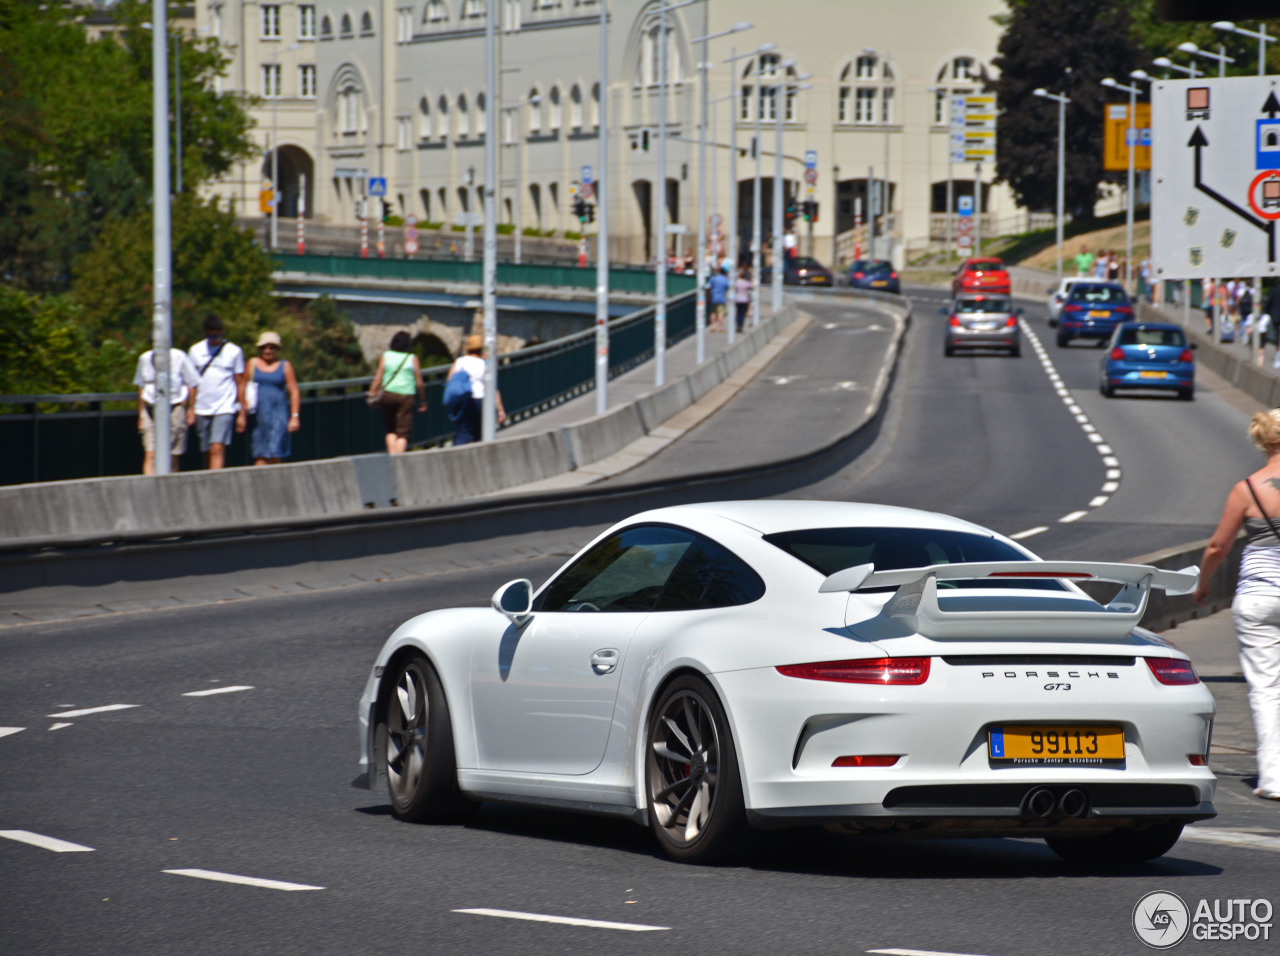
left=367, top=352, right=411, bottom=407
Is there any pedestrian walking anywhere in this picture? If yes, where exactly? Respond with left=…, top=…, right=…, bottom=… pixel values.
left=708, top=265, right=729, bottom=332
left=246, top=332, right=301, bottom=465
left=1074, top=245, right=1094, bottom=277
left=1262, top=283, right=1280, bottom=368
left=134, top=345, right=201, bottom=475
left=1195, top=409, right=1280, bottom=801
left=188, top=314, right=246, bottom=470
left=734, top=266, right=752, bottom=332
left=368, top=331, right=426, bottom=455
left=447, top=333, right=506, bottom=445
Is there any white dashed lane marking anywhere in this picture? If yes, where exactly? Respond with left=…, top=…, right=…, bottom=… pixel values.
left=45, top=704, right=139, bottom=719
left=869, top=949, right=1001, bottom=956
left=182, top=686, right=254, bottom=697
left=1009, top=527, right=1049, bottom=540
left=454, top=908, right=670, bottom=932
left=48, top=723, right=72, bottom=731
left=163, top=869, right=324, bottom=891
left=0, top=830, right=94, bottom=853
left=0, top=727, right=24, bottom=739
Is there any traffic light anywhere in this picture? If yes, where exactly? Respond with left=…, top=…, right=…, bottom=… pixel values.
left=573, top=197, right=591, bottom=223
left=381, top=199, right=394, bottom=223
left=802, top=200, right=818, bottom=222
left=641, top=129, right=650, bottom=151
left=785, top=197, right=798, bottom=224
left=584, top=202, right=595, bottom=224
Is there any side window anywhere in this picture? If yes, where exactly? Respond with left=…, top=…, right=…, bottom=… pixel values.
left=655, top=534, right=765, bottom=611
left=536, top=526, right=696, bottom=612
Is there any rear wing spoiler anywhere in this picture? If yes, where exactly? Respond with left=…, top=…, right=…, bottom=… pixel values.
left=819, top=561, right=1199, bottom=640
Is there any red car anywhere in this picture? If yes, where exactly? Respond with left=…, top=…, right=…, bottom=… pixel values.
left=952, top=257, right=1011, bottom=296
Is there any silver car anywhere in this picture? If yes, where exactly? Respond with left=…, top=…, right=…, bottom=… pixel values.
left=943, top=294, right=1023, bottom=357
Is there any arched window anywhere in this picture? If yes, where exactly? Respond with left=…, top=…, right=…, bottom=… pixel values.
left=742, top=54, right=797, bottom=123
left=320, top=15, right=333, bottom=38
left=457, top=93, right=469, bottom=137
left=549, top=86, right=562, bottom=131
left=476, top=92, right=487, bottom=135
left=837, top=54, right=894, bottom=125
left=425, top=0, right=447, bottom=23
left=528, top=87, right=542, bottom=133
left=338, top=85, right=360, bottom=133
left=503, top=0, right=521, bottom=30
left=437, top=94, right=450, bottom=138
left=569, top=84, right=582, bottom=128
left=590, top=81, right=600, bottom=127
left=462, top=0, right=485, bottom=19
left=361, top=11, right=374, bottom=34
left=419, top=95, right=431, bottom=139
left=340, top=13, right=353, bottom=36
left=639, top=20, right=682, bottom=87
left=933, top=56, right=988, bottom=125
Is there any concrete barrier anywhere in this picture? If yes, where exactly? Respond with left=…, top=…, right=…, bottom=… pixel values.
left=0, top=302, right=810, bottom=552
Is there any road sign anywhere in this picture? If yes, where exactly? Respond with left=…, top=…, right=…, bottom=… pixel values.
left=804, top=168, right=818, bottom=185
left=804, top=149, right=818, bottom=169
left=581, top=165, right=593, bottom=185
left=368, top=177, right=387, bottom=197
left=947, top=94, right=998, bottom=162
left=710, top=212, right=723, bottom=227
left=1152, top=77, right=1280, bottom=279
left=957, top=195, right=974, bottom=216
left=1103, top=103, right=1151, bottom=172
left=404, top=239, right=419, bottom=255
left=579, top=182, right=594, bottom=200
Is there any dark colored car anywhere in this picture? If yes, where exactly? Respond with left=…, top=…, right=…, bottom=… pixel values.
left=847, top=259, right=900, bottom=293
left=1099, top=322, right=1195, bottom=400
left=952, top=258, right=1011, bottom=296
left=764, top=256, right=834, bottom=286
left=1056, top=282, right=1134, bottom=347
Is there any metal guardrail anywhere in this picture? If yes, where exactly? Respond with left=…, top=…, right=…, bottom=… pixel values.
left=272, top=253, right=698, bottom=297
left=0, top=292, right=697, bottom=486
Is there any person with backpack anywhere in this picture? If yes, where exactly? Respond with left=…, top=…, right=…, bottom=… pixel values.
left=187, top=314, right=246, bottom=470
left=368, top=330, right=426, bottom=455
left=446, top=334, right=505, bottom=445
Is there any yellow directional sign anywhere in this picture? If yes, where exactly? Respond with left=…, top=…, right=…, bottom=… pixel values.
left=1103, top=103, right=1151, bottom=172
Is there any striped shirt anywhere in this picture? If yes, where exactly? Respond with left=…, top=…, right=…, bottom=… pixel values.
left=1238, top=518, right=1280, bottom=595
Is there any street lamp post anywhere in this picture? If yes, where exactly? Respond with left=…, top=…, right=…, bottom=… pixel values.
left=1213, top=20, right=1274, bottom=75
left=1033, top=88, right=1070, bottom=280
left=482, top=0, right=498, bottom=441
left=1152, top=55, right=1199, bottom=79
left=1101, top=76, right=1142, bottom=293
left=501, top=93, right=539, bottom=264
left=771, top=72, right=811, bottom=313
left=1177, top=41, right=1236, bottom=78
left=595, top=0, right=610, bottom=412
left=149, top=0, right=173, bottom=473
left=690, top=20, right=752, bottom=365
left=724, top=45, right=774, bottom=332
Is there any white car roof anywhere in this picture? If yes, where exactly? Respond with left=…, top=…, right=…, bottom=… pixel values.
left=627, top=500, right=997, bottom=537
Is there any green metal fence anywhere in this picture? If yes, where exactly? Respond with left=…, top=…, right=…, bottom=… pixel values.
left=0, top=291, right=697, bottom=486
left=272, top=253, right=697, bottom=296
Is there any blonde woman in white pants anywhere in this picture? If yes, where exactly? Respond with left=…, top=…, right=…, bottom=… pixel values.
left=1196, top=409, right=1280, bottom=800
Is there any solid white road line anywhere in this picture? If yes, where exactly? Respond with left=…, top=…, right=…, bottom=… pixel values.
left=1010, top=527, right=1049, bottom=540
left=869, top=949, right=1000, bottom=956
left=0, top=830, right=94, bottom=853
left=0, top=727, right=24, bottom=739
left=453, top=908, right=669, bottom=932
left=163, top=869, right=324, bottom=891
left=46, top=704, right=139, bottom=719
left=182, top=686, right=254, bottom=697
left=1183, top=826, right=1280, bottom=853
left=1060, top=511, right=1088, bottom=523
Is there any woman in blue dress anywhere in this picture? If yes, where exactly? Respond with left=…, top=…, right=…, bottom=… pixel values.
left=247, top=331, right=301, bottom=465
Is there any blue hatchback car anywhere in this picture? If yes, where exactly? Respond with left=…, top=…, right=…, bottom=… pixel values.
left=1099, top=322, right=1196, bottom=400
left=846, top=259, right=900, bottom=293
left=1056, top=282, right=1133, bottom=346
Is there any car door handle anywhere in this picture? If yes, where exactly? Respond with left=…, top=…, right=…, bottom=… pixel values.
left=590, top=649, right=619, bottom=675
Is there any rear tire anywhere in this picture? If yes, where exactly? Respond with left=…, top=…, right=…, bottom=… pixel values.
left=1178, top=387, right=1195, bottom=401
left=1010, top=345, right=1021, bottom=358
left=944, top=343, right=956, bottom=357
left=1101, top=382, right=1115, bottom=398
left=1046, top=822, right=1184, bottom=864
left=646, top=675, right=747, bottom=864
left=383, top=654, right=475, bottom=824
left=1056, top=332, right=1070, bottom=348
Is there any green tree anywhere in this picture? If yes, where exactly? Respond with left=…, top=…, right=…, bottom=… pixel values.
left=0, top=287, right=133, bottom=396
left=73, top=194, right=277, bottom=351
left=994, top=1, right=1144, bottom=220
left=277, top=296, right=370, bottom=382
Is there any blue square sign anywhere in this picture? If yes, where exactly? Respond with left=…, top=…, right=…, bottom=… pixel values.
left=1258, top=119, right=1280, bottom=170
left=368, top=177, right=387, bottom=197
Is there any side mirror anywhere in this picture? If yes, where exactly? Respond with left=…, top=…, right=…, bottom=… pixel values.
left=1015, top=307, right=1024, bottom=316
left=492, top=579, right=533, bottom=627
left=1047, top=286, right=1057, bottom=295
left=1190, top=342, right=1198, bottom=350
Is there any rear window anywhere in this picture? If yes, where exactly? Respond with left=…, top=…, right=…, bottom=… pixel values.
left=956, top=297, right=1010, bottom=313
left=1069, top=284, right=1128, bottom=305
left=966, top=260, right=1005, bottom=272
left=1118, top=327, right=1185, bottom=347
left=863, top=260, right=893, bottom=274
left=762, top=527, right=1066, bottom=592
left=791, top=258, right=823, bottom=269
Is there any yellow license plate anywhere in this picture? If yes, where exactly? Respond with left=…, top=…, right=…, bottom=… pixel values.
left=989, top=725, right=1124, bottom=763
left=1088, top=310, right=1110, bottom=317
left=872, top=280, right=887, bottom=286
left=1139, top=370, right=1167, bottom=379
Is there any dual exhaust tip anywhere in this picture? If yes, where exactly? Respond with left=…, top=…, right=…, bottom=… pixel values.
left=1023, top=787, right=1089, bottom=819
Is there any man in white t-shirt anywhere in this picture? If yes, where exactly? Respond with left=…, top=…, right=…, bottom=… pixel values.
left=187, top=314, right=246, bottom=470
left=134, top=347, right=202, bottom=475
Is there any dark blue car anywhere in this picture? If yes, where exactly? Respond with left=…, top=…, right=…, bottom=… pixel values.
left=1056, top=282, right=1133, bottom=346
left=1099, top=322, right=1195, bottom=400
left=846, top=259, right=900, bottom=293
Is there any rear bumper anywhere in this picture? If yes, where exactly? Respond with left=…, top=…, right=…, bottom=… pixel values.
left=1104, top=365, right=1195, bottom=390
left=1061, top=319, right=1122, bottom=339
left=947, top=327, right=1020, bottom=350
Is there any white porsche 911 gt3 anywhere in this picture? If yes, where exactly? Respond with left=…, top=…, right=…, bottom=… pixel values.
left=355, top=500, right=1216, bottom=864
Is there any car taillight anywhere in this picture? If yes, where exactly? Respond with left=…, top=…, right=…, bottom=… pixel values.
left=777, top=657, right=931, bottom=685
left=1005, top=315, right=1017, bottom=327
left=852, top=271, right=864, bottom=279
left=1116, top=306, right=1133, bottom=315
left=1110, top=347, right=1125, bottom=360
left=1145, top=657, right=1199, bottom=685
left=949, top=316, right=961, bottom=327
left=832, top=755, right=901, bottom=768
left=1064, top=304, right=1083, bottom=312
left=1188, top=753, right=1208, bottom=766
left=1179, top=349, right=1194, bottom=363
left=890, top=272, right=898, bottom=279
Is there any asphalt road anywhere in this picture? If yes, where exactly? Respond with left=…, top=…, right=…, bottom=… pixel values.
left=2, top=285, right=1276, bottom=956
